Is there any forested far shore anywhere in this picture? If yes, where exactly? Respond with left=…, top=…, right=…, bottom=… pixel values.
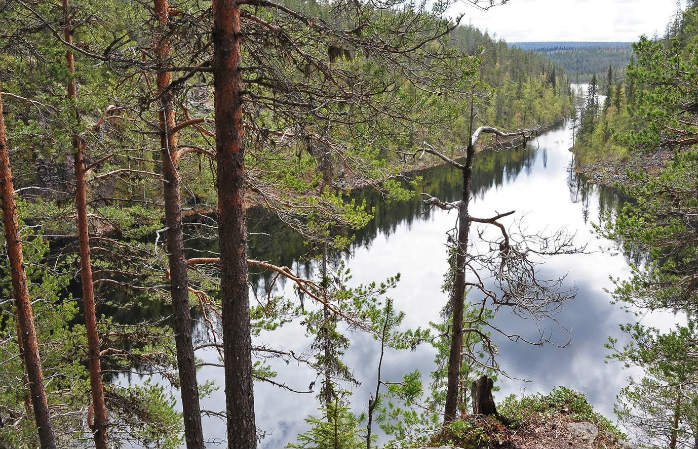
left=511, top=42, right=633, bottom=83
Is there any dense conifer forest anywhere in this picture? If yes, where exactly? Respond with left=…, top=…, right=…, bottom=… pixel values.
left=511, top=42, right=633, bottom=83
left=0, top=0, right=571, bottom=446
left=0, top=0, right=696, bottom=448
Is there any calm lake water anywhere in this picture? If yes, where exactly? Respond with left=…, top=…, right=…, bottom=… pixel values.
left=122, top=103, right=679, bottom=447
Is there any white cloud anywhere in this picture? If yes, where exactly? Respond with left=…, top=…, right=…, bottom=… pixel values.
left=447, top=0, right=683, bottom=42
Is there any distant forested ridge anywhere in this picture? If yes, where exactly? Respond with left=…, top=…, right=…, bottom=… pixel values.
left=442, top=26, right=574, bottom=130
left=511, top=42, right=633, bottom=83
left=512, top=42, right=632, bottom=51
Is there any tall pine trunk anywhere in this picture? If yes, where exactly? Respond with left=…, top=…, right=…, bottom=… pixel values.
left=63, top=2, right=108, bottom=447
left=0, top=89, right=57, bottom=449
left=212, top=1, right=257, bottom=447
left=153, top=0, right=205, bottom=446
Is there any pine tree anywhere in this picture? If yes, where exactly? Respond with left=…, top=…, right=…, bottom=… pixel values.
left=62, top=1, right=109, bottom=445
left=587, top=74, right=598, bottom=112
left=152, top=0, right=205, bottom=446
left=614, top=82, right=623, bottom=111
left=0, top=89, right=56, bottom=449
left=578, top=74, right=599, bottom=141
left=610, top=322, right=698, bottom=449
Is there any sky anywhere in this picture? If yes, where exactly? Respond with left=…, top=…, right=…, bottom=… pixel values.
left=449, top=0, right=683, bottom=42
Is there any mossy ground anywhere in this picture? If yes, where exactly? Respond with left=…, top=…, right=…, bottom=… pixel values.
left=427, top=387, right=628, bottom=449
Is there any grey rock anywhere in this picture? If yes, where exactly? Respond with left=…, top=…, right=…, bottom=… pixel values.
left=566, top=421, right=599, bottom=444
left=618, top=440, right=639, bottom=449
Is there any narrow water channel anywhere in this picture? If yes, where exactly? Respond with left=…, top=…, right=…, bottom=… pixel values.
left=122, top=109, right=678, bottom=448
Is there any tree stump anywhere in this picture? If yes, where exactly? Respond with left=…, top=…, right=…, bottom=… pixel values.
left=471, top=375, right=498, bottom=416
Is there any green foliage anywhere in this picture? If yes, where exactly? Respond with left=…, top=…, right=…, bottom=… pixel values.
left=444, top=27, right=574, bottom=132
left=575, top=6, right=698, bottom=449
left=603, top=152, right=698, bottom=312
left=287, top=402, right=366, bottom=449
left=109, top=382, right=184, bottom=449
left=379, top=386, right=626, bottom=449
left=1, top=0, right=572, bottom=445
left=608, top=322, right=698, bottom=448
left=587, top=3, right=698, bottom=312
left=0, top=222, right=83, bottom=446
left=0, top=217, right=181, bottom=448
left=430, top=418, right=496, bottom=449
left=574, top=82, right=631, bottom=164
left=371, top=249, right=499, bottom=449
left=376, top=368, right=440, bottom=449
left=576, top=4, right=697, bottom=165
left=624, top=16, right=698, bottom=152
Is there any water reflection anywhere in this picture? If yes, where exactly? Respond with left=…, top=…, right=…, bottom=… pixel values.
left=566, top=161, right=645, bottom=266
left=124, top=120, right=653, bottom=448
left=237, top=146, right=540, bottom=294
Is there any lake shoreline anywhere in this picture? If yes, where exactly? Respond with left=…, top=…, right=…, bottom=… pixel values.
left=571, top=146, right=673, bottom=188
left=180, top=118, right=567, bottom=221
left=398, top=118, right=565, bottom=177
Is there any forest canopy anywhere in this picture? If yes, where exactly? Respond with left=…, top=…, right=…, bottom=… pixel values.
left=15, top=0, right=698, bottom=448
left=511, top=42, right=633, bottom=83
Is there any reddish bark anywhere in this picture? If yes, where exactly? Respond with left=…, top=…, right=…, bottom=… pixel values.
left=73, top=140, right=108, bottom=449
left=153, top=0, right=205, bottom=447
left=213, top=0, right=257, bottom=446
left=63, top=1, right=108, bottom=446
left=0, top=90, right=57, bottom=448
